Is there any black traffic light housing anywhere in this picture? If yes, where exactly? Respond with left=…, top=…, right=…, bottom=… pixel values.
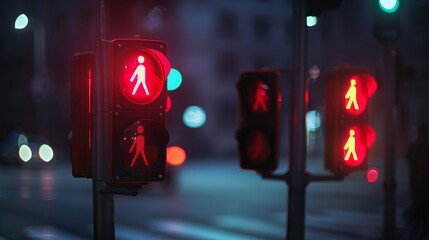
left=236, top=70, right=281, bottom=173
left=373, top=0, right=400, bottom=43
left=307, top=0, right=342, bottom=16
left=325, top=67, right=377, bottom=176
left=71, top=52, right=94, bottom=178
left=109, top=38, right=170, bottom=184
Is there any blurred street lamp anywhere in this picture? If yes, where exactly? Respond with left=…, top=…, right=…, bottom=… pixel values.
left=14, top=13, right=49, bottom=135
left=14, top=14, right=29, bottom=29
left=14, top=13, right=47, bottom=77
left=143, top=5, right=166, bottom=31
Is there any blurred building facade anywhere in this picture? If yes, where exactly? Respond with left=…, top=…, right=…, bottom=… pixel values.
left=166, top=0, right=293, bottom=158
left=167, top=0, right=429, bottom=158
left=1, top=0, right=428, bottom=161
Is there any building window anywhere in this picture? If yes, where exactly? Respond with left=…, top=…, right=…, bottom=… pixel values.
left=216, top=10, right=238, bottom=38
left=216, top=51, right=239, bottom=80
left=253, top=15, right=271, bottom=41
left=217, top=99, right=237, bottom=129
left=253, top=56, right=270, bottom=69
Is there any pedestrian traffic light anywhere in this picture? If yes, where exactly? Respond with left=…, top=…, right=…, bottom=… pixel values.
left=307, top=0, right=342, bottom=17
left=71, top=52, right=94, bottom=178
left=109, top=38, right=170, bottom=184
left=374, top=0, right=400, bottom=42
left=325, top=68, right=377, bottom=176
left=236, top=70, right=281, bottom=173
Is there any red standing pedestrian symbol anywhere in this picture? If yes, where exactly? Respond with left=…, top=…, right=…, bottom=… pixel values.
left=129, top=125, right=148, bottom=166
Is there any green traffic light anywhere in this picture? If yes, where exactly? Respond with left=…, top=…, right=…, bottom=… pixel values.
left=378, top=0, right=399, bottom=13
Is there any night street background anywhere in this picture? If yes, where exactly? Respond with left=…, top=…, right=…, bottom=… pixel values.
left=0, top=0, right=428, bottom=239
left=0, top=158, right=410, bottom=239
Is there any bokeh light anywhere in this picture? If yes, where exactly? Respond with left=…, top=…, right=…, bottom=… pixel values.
left=15, top=14, right=28, bottom=30
left=378, top=0, right=399, bottom=13
left=183, top=105, right=206, bottom=128
left=306, top=110, right=321, bottom=132
left=167, top=68, right=182, bottom=91
left=167, top=146, right=186, bottom=166
left=17, top=134, right=28, bottom=147
left=39, top=144, right=54, bottom=162
left=306, top=16, right=317, bottom=27
left=367, top=167, right=379, bottom=183
left=19, top=145, right=32, bottom=162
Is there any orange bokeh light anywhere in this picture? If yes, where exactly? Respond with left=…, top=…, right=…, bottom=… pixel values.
left=167, top=146, right=186, bottom=166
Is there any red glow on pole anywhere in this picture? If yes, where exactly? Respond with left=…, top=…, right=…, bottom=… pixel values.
left=305, top=89, right=309, bottom=106
left=88, top=68, right=92, bottom=150
left=88, top=68, right=92, bottom=114
left=165, top=95, right=172, bottom=112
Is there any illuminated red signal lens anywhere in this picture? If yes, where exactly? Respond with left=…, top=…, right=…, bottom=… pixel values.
left=247, top=80, right=270, bottom=113
left=367, top=167, right=379, bottom=183
left=362, top=124, right=376, bottom=148
left=245, top=130, right=271, bottom=164
left=119, top=50, right=165, bottom=104
left=342, top=126, right=367, bottom=167
left=343, top=76, right=367, bottom=115
left=147, top=49, right=171, bottom=78
left=363, top=73, right=378, bottom=98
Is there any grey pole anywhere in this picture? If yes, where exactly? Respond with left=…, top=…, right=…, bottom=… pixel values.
left=383, top=43, right=397, bottom=240
left=287, top=0, right=307, bottom=239
left=93, top=0, right=115, bottom=239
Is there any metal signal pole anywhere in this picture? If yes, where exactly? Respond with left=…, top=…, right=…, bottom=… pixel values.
left=287, top=0, right=308, bottom=239
left=94, top=0, right=115, bottom=239
left=383, top=42, right=397, bottom=240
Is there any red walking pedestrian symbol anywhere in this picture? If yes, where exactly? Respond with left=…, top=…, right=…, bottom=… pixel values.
left=344, top=129, right=358, bottom=161
left=129, top=125, right=148, bottom=166
left=130, top=56, right=149, bottom=96
left=345, top=79, right=359, bottom=110
left=253, top=81, right=268, bottom=112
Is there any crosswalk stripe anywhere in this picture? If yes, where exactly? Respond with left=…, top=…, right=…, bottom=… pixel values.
left=305, top=228, right=360, bottom=240
left=24, top=225, right=85, bottom=240
left=274, top=210, right=384, bottom=239
left=116, top=224, right=173, bottom=240
left=276, top=210, right=382, bottom=225
left=214, top=215, right=284, bottom=239
left=151, top=219, right=262, bottom=240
